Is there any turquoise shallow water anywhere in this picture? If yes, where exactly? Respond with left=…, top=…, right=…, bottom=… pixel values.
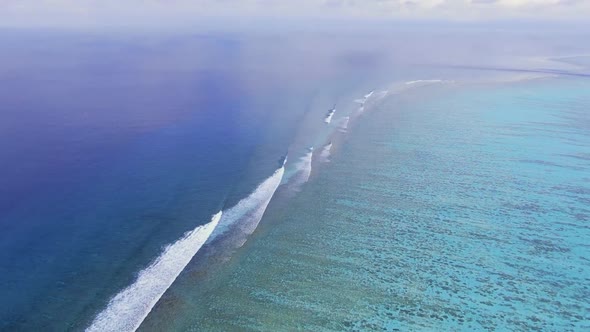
left=140, top=76, right=590, bottom=331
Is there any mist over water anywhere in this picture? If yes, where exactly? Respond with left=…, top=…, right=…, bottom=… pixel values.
left=1, top=22, right=590, bottom=331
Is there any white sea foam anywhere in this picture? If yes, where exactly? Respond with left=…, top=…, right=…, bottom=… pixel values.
left=296, top=148, right=313, bottom=184
left=375, top=90, right=389, bottom=99
left=405, top=79, right=443, bottom=85
left=324, top=109, right=335, bottom=124
left=208, top=164, right=285, bottom=243
left=320, top=142, right=332, bottom=162
left=354, top=89, right=388, bottom=116
left=354, top=90, right=375, bottom=106
left=286, top=148, right=314, bottom=192
left=86, top=211, right=222, bottom=332
left=357, top=103, right=369, bottom=115
left=339, top=116, right=350, bottom=132
left=87, top=157, right=289, bottom=332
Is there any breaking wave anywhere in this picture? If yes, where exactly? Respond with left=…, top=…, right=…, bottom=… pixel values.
left=298, top=148, right=314, bottom=184
left=339, top=117, right=350, bottom=132
left=87, top=161, right=289, bottom=332
left=208, top=164, right=286, bottom=244
left=86, top=212, right=223, bottom=332
left=287, top=148, right=314, bottom=192
left=320, top=142, right=333, bottom=162
left=405, top=79, right=443, bottom=85
left=324, top=108, right=336, bottom=124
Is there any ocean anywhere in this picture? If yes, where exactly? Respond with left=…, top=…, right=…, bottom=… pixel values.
left=1, top=24, right=589, bottom=331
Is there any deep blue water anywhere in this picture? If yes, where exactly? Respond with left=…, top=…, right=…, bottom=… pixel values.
left=0, top=64, right=255, bottom=331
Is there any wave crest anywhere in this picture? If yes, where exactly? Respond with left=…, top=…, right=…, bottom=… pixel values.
left=208, top=165, right=285, bottom=244
left=86, top=212, right=222, bottom=332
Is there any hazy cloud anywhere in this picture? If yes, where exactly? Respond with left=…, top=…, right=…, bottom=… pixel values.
left=0, top=0, right=589, bottom=27
left=471, top=0, right=498, bottom=4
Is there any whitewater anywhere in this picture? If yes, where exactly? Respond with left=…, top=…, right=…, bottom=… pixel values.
left=320, top=142, right=332, bottom=162
left=87, top=162, right=287, bottom=332
left=339, top=117, right=350, bottom=132
left=405, top=79, right=443, bottom=85
left=296, top=149, right=313, bottom=185
left=207, top=162, right=286, bottom=244
left=86, top=212, right=222, bottom=332
left=324, top=108, right=336, bottom=124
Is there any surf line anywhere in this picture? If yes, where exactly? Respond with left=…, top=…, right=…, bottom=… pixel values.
left=206, top=157, right=287, bottom=243
left=320, top=142, right=333, bottom=162
left=87, top=160, right=287, bottom=332
left=324, top=104, right=336, bottom=124
left=86, top=211, right=222, bottom=332
left=290, top=148, right=313, bottom=187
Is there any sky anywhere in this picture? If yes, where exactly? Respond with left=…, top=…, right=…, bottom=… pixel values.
left=0, top=0, right=589, bottom=28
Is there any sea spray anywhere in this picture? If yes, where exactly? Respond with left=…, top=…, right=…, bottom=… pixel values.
left=86, top=212, right=222, bottom=332
left=88, top=163, right=288, bottom=332
left=405, top=79, right=443, bottom=85
left=297, top=148, right=313, bottom=184
left=286, top=149, right=313, bottom=192
left=320, top=142, right=333, bottom=163
left=355, top=90, right=388, bottom=116
left=339, top=117, right=350, bottom=132
left=375, top=90, right=389, bottom=100
left=354, top=90, right=375, bottom=105
left=207, top=163, right=286, bottom=244
left=324, top=106, right=336, bottom=124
